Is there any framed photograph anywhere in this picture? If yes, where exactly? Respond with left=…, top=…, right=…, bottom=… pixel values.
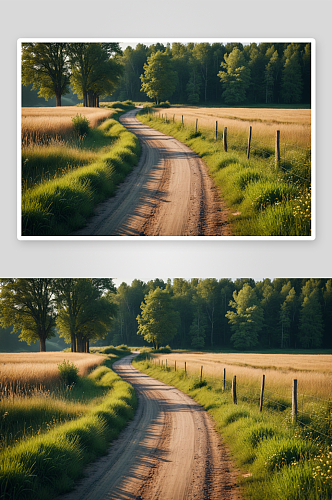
left=18, top=38, right=315, bottom=240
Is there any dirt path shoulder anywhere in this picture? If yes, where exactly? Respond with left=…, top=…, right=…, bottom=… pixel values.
left=58, top=353, right=241, bottom=500
left=71, top=108, right=231, bottom=236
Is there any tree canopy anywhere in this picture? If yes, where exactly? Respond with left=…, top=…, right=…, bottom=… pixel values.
left=140, top=51, right=178, bottom=105
left=137, top=287, right=180, bottom=349
left=0, top=278, right=56, bottom=351
left=22, top=43, right=70, bottom=106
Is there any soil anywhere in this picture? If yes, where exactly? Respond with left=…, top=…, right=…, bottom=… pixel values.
left=71, top=108, right=232, bottom=236
left=58, top=353, right=242, bottom=500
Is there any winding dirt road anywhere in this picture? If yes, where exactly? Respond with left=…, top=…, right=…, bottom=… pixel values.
left=59, top=353, right=241, bottom=500
left=71, top=109, right=231, bottom=236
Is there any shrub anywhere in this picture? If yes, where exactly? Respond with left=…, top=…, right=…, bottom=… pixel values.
left=159, top=101, right=171, bottom=108
left=71, top=114, right=90, bottom=137
left=58, top=360, right=79, bottom=386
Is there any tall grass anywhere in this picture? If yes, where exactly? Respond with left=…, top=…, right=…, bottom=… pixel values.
left=0, top=347, right=137, bottom=500
left=0, top=352, right=106, bottom=392
left=134, top=355, right=332, bottom=500
left=151, top=351, right=332, bottom=400
left=21, top=109, right=140, bottom=236
left=138, top=107, right=311, bottom=237
left=21, top=106, right=114, bottom=145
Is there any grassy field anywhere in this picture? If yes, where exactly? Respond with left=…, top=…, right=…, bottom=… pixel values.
left=134, top=350, right=332, bottom=500
left=138, top=105, right=312, bottom=237
left=21, top=101, right=140, bottom=236
left=150, top=351, right=332, bottom=400
left=0, top=346, right=137, bottom=500
left=0, top=351, right=106, bottom=393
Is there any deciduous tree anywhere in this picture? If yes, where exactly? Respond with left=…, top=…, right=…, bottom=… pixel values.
left=226, top=284, right=264, bottom=350
left=0, top=278, right=56, bottom=351
left=137, top=287, right=179, bottom=349
left=140, top=51, right=177, bottom=105
left=21, top=42, right=70, bottom=106
left=218, top=47, right=251, bottom=104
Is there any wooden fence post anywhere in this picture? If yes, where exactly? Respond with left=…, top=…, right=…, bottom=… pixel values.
left=259, top=374, right=265, bottom=412
left=232, top=375, right=237, bottom=404
left=200, top=366, right=203, bottom=382
left=223, top=368, right=226, bottom=391
left=185, top=361, right=186, bottom=374
left=292, top=379, right=298, bottom=423
left=216, top=121, right=218, bottom=141
left=223, top=127, right=227, bottom=152
left=247, top=126, right=252, bottom=160
left=196, top=118, right=198, bottom=133
left=175, top=360, right=176, bottom=372
left=166, top=359, right=167, bottom=368
left=275, top=130, right=280, bottom=166
left=173, top=114, right=175, bottom=123
left=182, top=115, right=183, bottom=126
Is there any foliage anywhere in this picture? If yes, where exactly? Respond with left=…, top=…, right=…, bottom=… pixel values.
left=0, top=355, right=137, bottom=500
left=21, top=42, right=70, bottom=106
left=137, top=287, right=180, bottom=349
left=226, top=284, right=264, bottom=349
left=55, top=279, right=117, bottom=352
left=68, top=43, right=123, bottom=107
left=134, top=358, right=332, bottom=500
left=140, top=51, right=178, bottom=105
left=137, top=110, right=311, bottom=237
left=71, top=113, right=90, bottom=136
left=21, top=115, right=140, bottom=236
left=0, top=279, right=56, bottom=352
left=218, top=47, right=251, bottom=104
left=57, top=359, right=79, bottom=386
left=106, top=278, right=332, bottom=351
left=107, top=41, right=311, bottom=106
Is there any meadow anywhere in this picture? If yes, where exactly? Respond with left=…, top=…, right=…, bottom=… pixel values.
left=134, top=350, right=332, bottom=500
left=0, top=346, right=137, bottom=500
left=21, top=101, right=140, bottom=236
left=138, top=105, right=312, bottom=237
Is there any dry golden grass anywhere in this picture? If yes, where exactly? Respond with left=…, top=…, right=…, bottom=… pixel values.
left=0, top=352, right=106, bottom=387
left=158, top=106, right=311, bottom=148
left=21, top=106, right=114, bottom=144
left=153, top=352, right=332, bottom=401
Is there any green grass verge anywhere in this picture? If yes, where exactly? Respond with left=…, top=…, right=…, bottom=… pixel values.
left=137, top=109, right=311, bottom=236
left=0, top=347, right=137, bottom=500
left=133, top=355, right=332, bottom=500
left=22, top=105, right=140, bottom=236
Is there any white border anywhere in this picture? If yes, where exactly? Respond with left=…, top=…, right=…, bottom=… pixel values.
left=17, top=38, right=316, bottom=241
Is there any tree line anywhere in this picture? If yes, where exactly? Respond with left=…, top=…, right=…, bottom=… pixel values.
left=21, top=42, right=123, bottom=107
left=1, top=278, right=329, bottom=353
left=0, top=279, right=117, bottom=352
left=21, top=41, right=311, bottom=108
left=108, top=278, right=331, bottom=351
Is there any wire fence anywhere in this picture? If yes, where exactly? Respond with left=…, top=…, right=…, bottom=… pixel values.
left=143, top=354, right=331, bottom=443
left=146, top=109, right=311, bottom=186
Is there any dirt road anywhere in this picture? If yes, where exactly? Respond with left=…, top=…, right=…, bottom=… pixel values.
left=59, top=353, right=241, bottom=500
left=71, top=108, right=231, bottom=236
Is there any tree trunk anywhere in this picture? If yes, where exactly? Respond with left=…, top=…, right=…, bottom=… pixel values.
left=55, top=93, right=62, bottom=107
left=83, top=91, right=87, bottom=107
left=40, top=336, right=46, bottom=352
left=71, top=334, right=76, bottom=352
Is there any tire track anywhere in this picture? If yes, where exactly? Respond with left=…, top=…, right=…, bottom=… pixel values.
left=71, top=108, right=231, bottom=236
left=58, top=353, right=241, bottom=500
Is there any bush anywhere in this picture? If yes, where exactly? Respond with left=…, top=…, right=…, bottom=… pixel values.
left=58, top=360, right=79, bottom=386
left=71, top=114, right=90, bottom=137
left=158, top=101, right=171, bottom=108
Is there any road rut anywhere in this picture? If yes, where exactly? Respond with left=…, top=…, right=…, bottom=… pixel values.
left=71, top=109, right=231, bottom=236
left=58, top=353, right=241, bottom=500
